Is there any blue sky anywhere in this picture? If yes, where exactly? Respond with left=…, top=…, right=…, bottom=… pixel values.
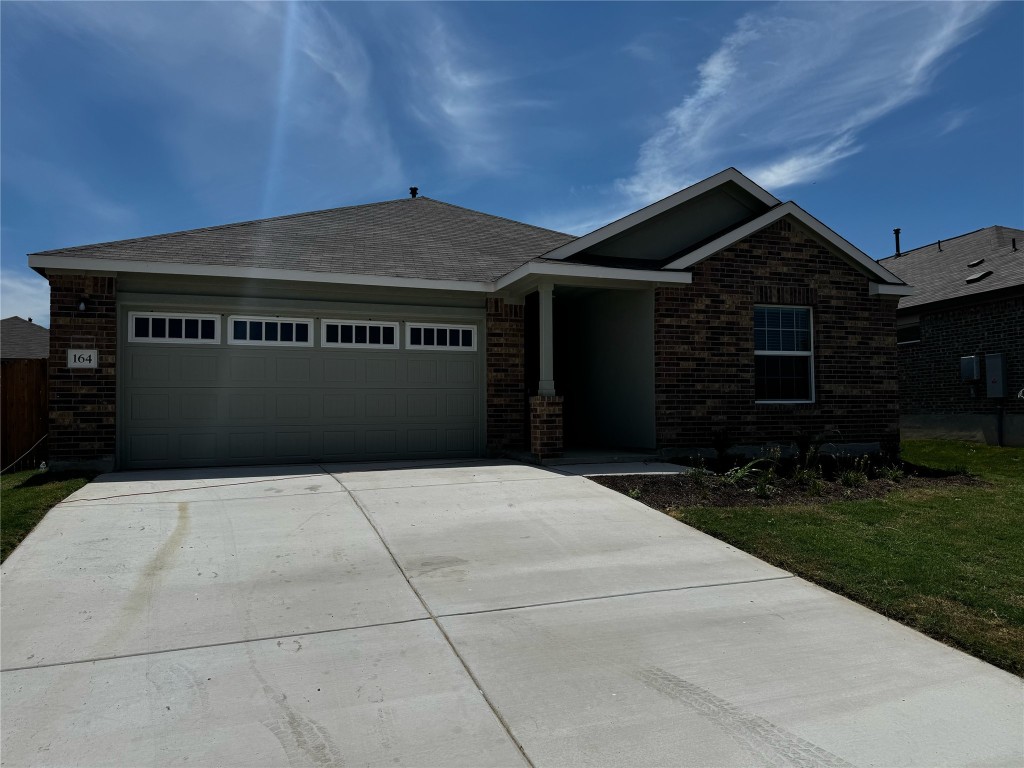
left=2, top=1, right=1022, bottom=326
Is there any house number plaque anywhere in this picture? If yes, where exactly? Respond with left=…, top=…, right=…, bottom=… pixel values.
left=67, top=349, right=98, bottom=369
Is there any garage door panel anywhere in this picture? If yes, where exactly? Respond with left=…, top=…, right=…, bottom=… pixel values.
left=131, top=353, right=171, bottom=381
left=324, top=359, right=358, bottom=383
left=274, top=393, right=311, bottom=420
left=276, top=357, right=311, bottom=383
left=229, top=393, right=266, bottom=421
left=179, top=354, right=219, bottom=382
left=179, top=433, right=219, bottom=461
left=130, top=392, right=171, bottom=421
left=121, top=315, right=484, bottom=468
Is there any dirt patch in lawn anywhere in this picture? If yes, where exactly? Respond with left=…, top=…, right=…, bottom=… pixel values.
left=592, top=465, right=983, bottom=509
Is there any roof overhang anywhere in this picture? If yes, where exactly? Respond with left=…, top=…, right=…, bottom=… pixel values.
left=663, top=202, right=908, bottom=287
left=29, top=254, right=692, bottom=296
left=540, top=168, right=781, bottom=262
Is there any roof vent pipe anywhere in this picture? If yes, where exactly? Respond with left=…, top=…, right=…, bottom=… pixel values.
left=937, top=239, right=942, bottom=251
left=1014, top=237, right=1018, bottom=251
left=893, top=228, right=902, bottom=258
left=409, top=186, right=419, bottom=199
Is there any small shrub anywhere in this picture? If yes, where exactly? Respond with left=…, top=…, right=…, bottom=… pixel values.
left=723, top=458, right=763, bottom=486
left=807, top=477, right=825, bottom=496
left=628, top=488, right=642, bottom=499
left=688, top=461, right=715, bottom=491
left=878, top=465, right=904, bottom=483
left=753, top=472, right=776, bottom=499
left=794, top=463, right=822, bottom=486
left=839, top=468, right=868, bottom=488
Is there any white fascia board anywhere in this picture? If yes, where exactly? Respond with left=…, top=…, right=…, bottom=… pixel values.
left=663, top=202, right=908, bottom=287
left=29, top=255, right=493, bottom=293
left=494, top=260, right=692, bottom=291
left=870, top=282, right=915, bottom=296
left=540, top=168, right=781, bottom=262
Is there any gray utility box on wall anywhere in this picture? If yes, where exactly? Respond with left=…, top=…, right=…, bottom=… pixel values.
left=986, top=353, right=1008, bottom=398
left=960, top=355, right=981, bottom=382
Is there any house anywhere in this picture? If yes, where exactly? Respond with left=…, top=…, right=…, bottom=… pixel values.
left=879, top=226, right=1024, bottom=446
left=1, top=316, right=50, bottom=472
left=27, top=169, right=910, bottom=471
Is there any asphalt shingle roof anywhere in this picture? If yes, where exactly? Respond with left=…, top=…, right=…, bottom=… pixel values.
left=1, top=317, right=49, bottom=359
left=879, top=225, right=1024, bottom=310
left=31, top=198, right=576, bottom=283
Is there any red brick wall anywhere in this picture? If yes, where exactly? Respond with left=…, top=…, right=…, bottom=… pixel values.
left=898, top=293, right=1023, bottom=415
left=529, top=395, right=564, bottom=459
left=48, top=274, right=117, bottom=469
left=655, top=216, right=900, bottom=454
left=486, top=297, right=527, bottom=452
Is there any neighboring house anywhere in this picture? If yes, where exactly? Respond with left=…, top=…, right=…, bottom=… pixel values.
left=27, top=169, right=910, bottom=471
left=880, top=226, right=1024, bottom=446
left=1, top=316, right=50, bottom=472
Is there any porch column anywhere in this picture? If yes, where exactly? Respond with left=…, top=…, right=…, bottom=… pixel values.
left=530, top=281, right=563, bottom=459
left=538, top=282, right=556, bottom=396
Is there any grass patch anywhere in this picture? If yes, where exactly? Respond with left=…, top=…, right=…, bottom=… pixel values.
left=601, top=440, right=1024, bottom=676
left=1, top=469, right=95, bottom=563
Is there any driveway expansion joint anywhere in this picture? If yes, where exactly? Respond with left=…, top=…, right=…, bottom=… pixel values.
left=322, top=465, right=536, bottom=768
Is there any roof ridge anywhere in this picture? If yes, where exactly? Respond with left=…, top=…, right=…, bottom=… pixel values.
left=29, top=197, right=420, bottom=256
left=420, top=197, right=573, bottom=238
left=880, top=225, right=1012, bottom=261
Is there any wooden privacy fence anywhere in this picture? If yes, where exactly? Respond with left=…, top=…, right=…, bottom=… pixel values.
left=1, top=358, right=48, bottom=473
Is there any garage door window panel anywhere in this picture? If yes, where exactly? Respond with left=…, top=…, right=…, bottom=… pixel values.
left=321, top=321, right=399, bottom=349
left=229, top=316, right=314, bottom=347
left=407, top=324, right=476, bottom=351
left=129, top=313, right=220, bottom=344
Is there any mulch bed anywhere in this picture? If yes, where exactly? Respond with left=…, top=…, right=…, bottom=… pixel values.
left=592, top=464, right=983, bottom=509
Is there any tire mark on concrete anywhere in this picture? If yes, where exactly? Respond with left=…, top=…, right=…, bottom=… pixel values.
left=635, top=667, right=853, bottom=768
left=243, top=643, right=343, bottom=767
left=98, top=502, right=191, bottom=652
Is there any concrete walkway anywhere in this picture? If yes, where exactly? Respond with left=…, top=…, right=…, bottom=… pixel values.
left=2, top=460, right=1020, bottom=767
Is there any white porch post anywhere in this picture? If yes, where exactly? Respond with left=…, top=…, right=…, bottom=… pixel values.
left=537, top=282, right=556, bottom=396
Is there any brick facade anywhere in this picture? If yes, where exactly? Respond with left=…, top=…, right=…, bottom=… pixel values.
left=655, top=216, right=900, bottom=455
left=529, top=395, right=564, bottom=459
left=486, top=297, right=527, bottom=452
left=48, top=274, right=118, bottom=470
left=897, top=293, right=1023, bottom=417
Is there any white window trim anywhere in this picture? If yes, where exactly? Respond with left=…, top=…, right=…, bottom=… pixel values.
left=227, top=315, right=314, bottom=347
left=320, top=319, right=400, bottom=349
left=754, top=304, right=815, bottom=404
left=128, top=312, right=221, bottom=344
left=406, top=323, right=478, bottom=351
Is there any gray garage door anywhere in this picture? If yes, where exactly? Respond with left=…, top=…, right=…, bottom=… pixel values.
left=119, top=312, right=484, bottom=469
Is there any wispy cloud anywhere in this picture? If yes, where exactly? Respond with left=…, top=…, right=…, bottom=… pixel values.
left=619, top=2, right=993, bottom=204
left=399, top=8, right=529, bottom=175
left=11, top=2, right=405, bottom=215
left=1, top=271, right=50, bottom=327
left=939, top=107, right=973, bottom=136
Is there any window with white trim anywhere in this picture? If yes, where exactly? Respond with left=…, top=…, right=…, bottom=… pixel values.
left=130, top=312, right=220, bottom=344
left=406, top=323, right=476, bottom=351
left=321, top=320, right=399, bottom=348
left=754, top=306, right=814, bottom=402
left=228, top=316, right=312, bottom=346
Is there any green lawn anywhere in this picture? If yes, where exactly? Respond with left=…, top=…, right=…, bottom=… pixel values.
left=1, top=469, right=95, bottom=563
left=668, top=440, right=1024, bottom=676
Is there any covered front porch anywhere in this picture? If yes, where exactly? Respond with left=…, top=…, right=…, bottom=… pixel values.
left=523, top=281, right=659, bottom=460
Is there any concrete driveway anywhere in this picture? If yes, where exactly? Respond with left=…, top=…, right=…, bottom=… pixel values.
left=2, top=460, right=1020, bottom=767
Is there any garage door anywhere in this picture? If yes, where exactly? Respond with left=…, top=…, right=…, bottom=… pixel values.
left=119, top=311, right=484, bottom=469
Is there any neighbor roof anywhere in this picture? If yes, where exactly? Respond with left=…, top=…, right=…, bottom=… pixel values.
left=30, top=198, right=575, bottom=284
left=879, top=226, right=1024, bottom=310
left=1, top=316, right=49, bottom=359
